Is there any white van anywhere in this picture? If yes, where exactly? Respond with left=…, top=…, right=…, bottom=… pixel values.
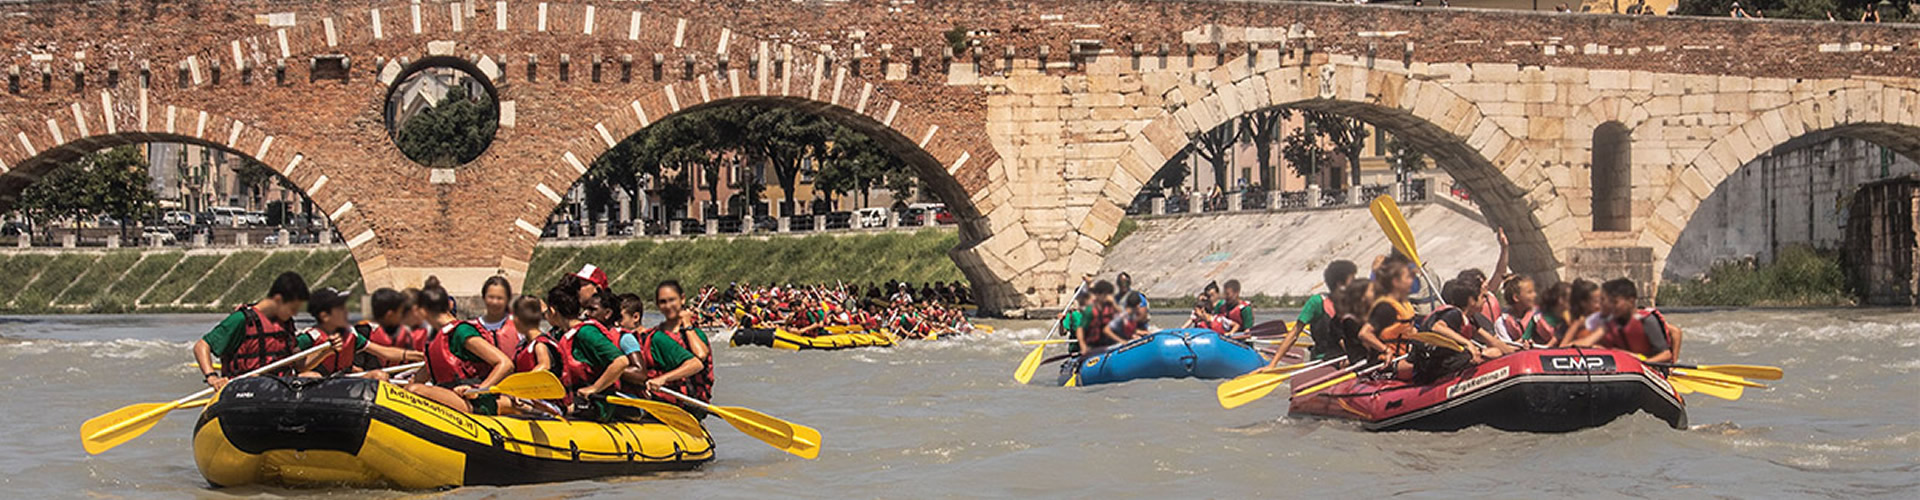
left=854, top=207, right=890, bottom=228
left=208, top=207, right=246, bottom=227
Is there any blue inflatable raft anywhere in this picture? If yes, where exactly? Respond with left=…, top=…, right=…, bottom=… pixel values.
left=1058, top=329, right=1267, bottom=386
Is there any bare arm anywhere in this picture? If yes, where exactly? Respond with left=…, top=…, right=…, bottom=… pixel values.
left=464, top=337, right=517, bottom=393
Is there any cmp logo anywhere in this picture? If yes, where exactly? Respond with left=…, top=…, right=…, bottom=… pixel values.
left=1543, top=355, right=1617, bottom=373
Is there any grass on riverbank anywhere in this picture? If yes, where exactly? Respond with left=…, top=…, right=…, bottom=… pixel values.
left=528, top=229, right=965, bottom=296
left=1659, top=245, right=1853, bottom=307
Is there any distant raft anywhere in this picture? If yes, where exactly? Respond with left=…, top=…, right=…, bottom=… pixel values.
left=1287, top=347, right=1687, bottom=432
left=729, top=327, right=896, bottom=350
left=1059, top=328, right=1267, bottom=386
left=193, top=376, right=713, bottom=489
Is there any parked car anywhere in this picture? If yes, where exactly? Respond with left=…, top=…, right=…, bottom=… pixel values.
left=243, top=211, right=268, bottom=226
left=673, top=218, right=705, bottom=235
left=142, top=227, right=177, bottom=245
left=208, top=207, right=246, bottom=227
left=854, top=207, right=890, bottom=228
left=163, top=210, right=194, bottom=225
left=1, top=221, right=27, bottom=236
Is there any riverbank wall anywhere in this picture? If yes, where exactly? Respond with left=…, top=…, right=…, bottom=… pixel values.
left=1100, top=199, right=1499, bottom=300
left=0, top=229, right=962, bottom=314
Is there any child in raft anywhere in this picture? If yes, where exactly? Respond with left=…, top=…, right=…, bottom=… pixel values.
left=297, top=286, right=421, bottom=379
left=1266, top=260, right=1358, bottom=367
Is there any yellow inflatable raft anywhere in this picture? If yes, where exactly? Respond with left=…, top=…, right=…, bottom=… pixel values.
left=729, top=327, right=896, bottom=350
left=193, top=376, right=712, bottom=489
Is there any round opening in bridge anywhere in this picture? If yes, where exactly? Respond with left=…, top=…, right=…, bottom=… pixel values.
left=382, top=57, right=500, bottom=168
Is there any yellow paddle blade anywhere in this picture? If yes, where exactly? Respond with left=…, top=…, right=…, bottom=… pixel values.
left=1673, top=368, right=1767, bottom=389
left=1063, top=374, right=1080, bottom=387
left=1369, top=194, right=1424, bottom=269
left=1671, top=379, right=1696, bottom=394
left=179, top=398, right=212, bottom=410
left=1692, top=364, right=1784, bottom=381
left=81, top=401, right=183, bottom=455
left=1019, top=339, right=1074, bottom=346
left=710, top=405, right=822, bottom=460
left=477, top=371, right=566, bottom=400
left=606, top=397, right=706, bottom=437
left=1216, top=363, right=1319, bottom=409
left=1013, top=345, right=1048, bottom=384
left=1292, top=372, right=1358, bottom=399
left=1670, top=375, right=1743, bottom=401
left=1407, top=331, right=1466, bottom=352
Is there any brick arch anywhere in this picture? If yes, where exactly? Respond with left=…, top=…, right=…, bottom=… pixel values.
left=0, top=97, right=385, bottom=258
left=1649, top=82, right=1920, bottom=277
left=1113, top=59, right=1563, bottom=281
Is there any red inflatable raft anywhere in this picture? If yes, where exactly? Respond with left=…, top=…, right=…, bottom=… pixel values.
left=1289, top=347, right=1687, bottom=432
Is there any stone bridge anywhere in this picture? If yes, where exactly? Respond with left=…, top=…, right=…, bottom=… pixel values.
left=0, top=0, right=1916, bottom=315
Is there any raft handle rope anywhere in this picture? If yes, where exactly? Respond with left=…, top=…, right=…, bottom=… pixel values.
left=489, top=430, right=696, bottom=462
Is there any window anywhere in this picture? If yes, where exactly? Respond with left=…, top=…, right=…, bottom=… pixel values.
left=1592, top=122, right=1632, bottom=231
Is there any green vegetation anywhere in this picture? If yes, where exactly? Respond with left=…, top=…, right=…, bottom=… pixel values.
left=11, top=254, right=99, bottom=310
left=0, top=229, right=960, bottom=313
left=1659, top=245, right=1853, bottom=307
left=144, top=254, right=226, bottom=305
left=582, top=103, right=917, bottom=221
left=101, top=252, right=181, bottom=307
left=53, top=251, right=143, bottom=306
left=0, top=254, right=49, bottom=306
left=13, top=147, right=156, bottom=243
left=529, top=230, right=963, bottom=299
left=393, top=85, right=498, bottom=167
left=217, top=251, right=308, bottom=305
left=1107, top=218, right=1140, bottom=249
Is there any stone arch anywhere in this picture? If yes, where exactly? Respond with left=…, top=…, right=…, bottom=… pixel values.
left=1114, top=59, right=1560, bottom=282
left=531, top=70, right=1015, bottom=310
left=0, top=99, right=372, bottom=248
left=1650, top=82, right=1920, bottom=278
left=1591, top=121, right=1633, bottom=232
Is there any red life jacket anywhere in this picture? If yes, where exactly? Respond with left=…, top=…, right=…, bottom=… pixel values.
left=1502, top=309, right=1555, bottom=344
left=1602, top=308, right=1676, bottom=358
left=556, top=320, right=623, bottom=392
left=1083, top=303, right=1119, bottom=347
left=1211, top=300, right=1250, bottom=333
left=221, top=304, right=296, bottom=377
left=367, top=323, right=433, bottom=357
left=512, top=331, right=561, bottom=374
left=424, top=320, right=515, bottom=385
left=301, top=326, right=358, bottom=376
left=630, top=325, right=715, bottom=405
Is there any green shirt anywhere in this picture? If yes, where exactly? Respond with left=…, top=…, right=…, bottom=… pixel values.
left=200, top=310, right=250, bottom=358
left=571, top=324, right=625, bottom=371
left=1524, top=313, right=1567, bottom=344
left=1296, top=294, right=1328, bottom=327
left=645, top=330, right=697, bottom=370
left=444, top=323, right=486, bottom=363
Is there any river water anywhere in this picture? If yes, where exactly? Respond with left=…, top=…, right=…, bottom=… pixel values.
left=1, top=309, right=1915, bottom=499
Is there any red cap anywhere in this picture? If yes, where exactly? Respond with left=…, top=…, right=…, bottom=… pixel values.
left=574, top=264, right=610, bottom=290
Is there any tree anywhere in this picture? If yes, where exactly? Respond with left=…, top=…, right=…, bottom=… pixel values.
left=815, top=126, right=915, bottom=209
left=1280, top=125, right=1341, bottom=188
left=736, top=106, right=831, bottom=214
left=1151, top=148, right=1192, bottom=192
left=16, top=146, right=155, bottom=242
left=1385, top=135, right=1428, bottom=179
left=1298, top=111, right=1369, bottom=190
left=232, top=158, right=277, bottom=208
left=1186, top=119, right=1241, bottom=190
left=1238, top=108, right=1289, bottom=191
left=393, top=85, right=498, bottom=167
left=90, top=147, right=158, bottom=242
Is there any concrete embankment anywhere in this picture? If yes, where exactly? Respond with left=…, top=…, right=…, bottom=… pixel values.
left=1100, top=201, right=1499, bottom=300
left=0, top=228, right=963, bottom=314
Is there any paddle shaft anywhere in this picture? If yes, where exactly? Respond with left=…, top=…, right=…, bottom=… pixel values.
left=90, top=342, right=332, bottom=441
